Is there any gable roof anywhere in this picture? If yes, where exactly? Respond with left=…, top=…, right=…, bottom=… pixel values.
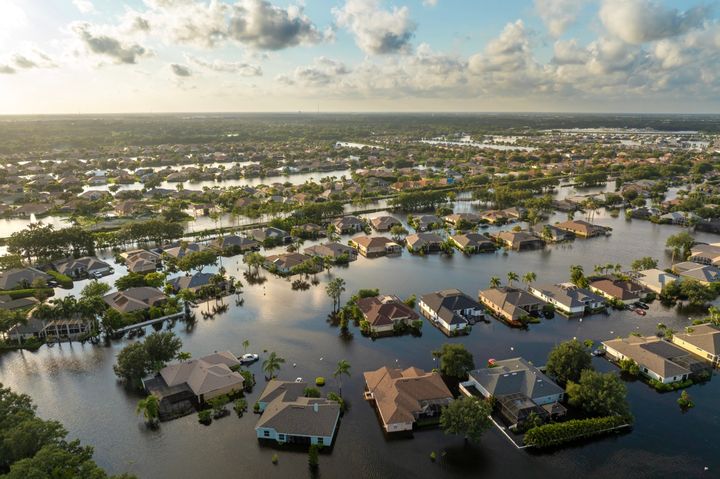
left=673, top=324, right=720, bottom=356
left=0, top=267, right=51, bottom=290
left=103, top=287, right=166, bottom=313
left=479, top=287, right=544, bottom=320
left=603, top=336, right=696, bottom=378
left=160, top=351, right=243, bottom=397
left=357, top=295, right=419, bottom=326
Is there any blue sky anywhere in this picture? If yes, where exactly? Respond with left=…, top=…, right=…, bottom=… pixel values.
left=0, top=0, right=719, bottom=113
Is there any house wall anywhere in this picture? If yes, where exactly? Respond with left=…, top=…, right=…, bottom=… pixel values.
left=255, top=427, right=333, bottom=445
left=533, top=393, right=564, bottom=406
left=201, top=382, right=245, bottom=402
left=671, top=337, right=719, bottom=365
left=384, top=421, right=414, bottom=432
left=603, top=344, right=682, bottom=384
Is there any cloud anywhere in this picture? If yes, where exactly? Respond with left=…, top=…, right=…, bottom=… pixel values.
left=228, top=0, right=324, bottom=50
left=73, top=0, right=96, bottom=14
left=422, top=0, right=438, bottom=6
left=599, top=0, right=708, bottom=44
left=0, top=64, right=15, bottom=74
left=333, top=0, right=416, bottom=54
left=72, top=22, right=151, bottom=64
left=278, top=56, right=351, bottom=86
left=535, top=0, right=587, bottom=37
left=186, top=55, right=262, bottom=76
left=170, top=63, right=192, bottom=76
left=552, top=39, right=589, bottom=64
left=144, top=0, right=228, bottom=48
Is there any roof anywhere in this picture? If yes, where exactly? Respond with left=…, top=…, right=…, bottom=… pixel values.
left=554, top=220, right=607, bottom=235
left=370, top=216, right=401, bottom=230
left=103, top=287, right=167, bottom=313
left=357, top=295, right=419, bottom=326
left=494, top=231, right=544, bottom=247
left=364, top=366, right=453, bottom=425
left=159, top=351, right=243, bottom=397
left=589, top=278, right=643, bottom=300
left=0, top=267, right=51, bottom=290
left=255, top=380, right=340, bottom=438
left=479, top=287, right=544, bottom=321
left=420, top=289, right=482, bottom=314
left=603, top=336, right=694, bottom=378
left=211, top=235, right=259, bottom=250
left=451, top=233, right=494, bottom=249
left=636, top=269, right=678, bottom=290
left=351, top=235, right=397, bottom=249
left=168, top=272, right=215, bottom=291
left=674, top=324, right=720, bottom=356
left=406, top=232, right=443, bottom=248
left=303, top=242, right=356, bottom=258
left=53, top=256, right=111, bottom=275
left=529, top=283, right=605, bottom=309
left=265, top=252, right=312, bottom=270
left=672, top=262, right=720, bottom=283
left=468, top=357, right=564, bottom=401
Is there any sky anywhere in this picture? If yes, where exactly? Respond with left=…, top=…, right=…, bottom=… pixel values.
left=0, top=0, right=719, bottom=114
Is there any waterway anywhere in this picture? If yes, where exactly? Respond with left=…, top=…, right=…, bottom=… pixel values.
left=0, top=187, right=718, bottom=479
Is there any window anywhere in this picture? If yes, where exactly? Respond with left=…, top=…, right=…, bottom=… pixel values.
left=278, top=434, right=285, bottom=441
left=317, top=437, right=324, bottom=445
left=263, top=430, right=270, bottom=437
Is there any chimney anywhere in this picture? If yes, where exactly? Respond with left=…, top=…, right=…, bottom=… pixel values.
left=313, top=403, right=319, bottom=413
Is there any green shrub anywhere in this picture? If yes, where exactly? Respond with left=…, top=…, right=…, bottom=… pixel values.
left=0, top=288, right=54, bottom=299
left=524, top=416, right=629, bottom=448
left=47, top=270, right=73, bottom=288
left=649, top=378, right=693, bottom=392
left=304, top=387, right=321, bottom=398
left=234, top=398, right=248, bottom=416
left=315, top=377, right=325, bottom=386
left=271, top=453, right=279, bottom=465
left=198, top=409, right=212, bottom=424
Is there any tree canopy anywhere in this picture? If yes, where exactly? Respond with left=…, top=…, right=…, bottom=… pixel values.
left=566, top=370, right=631, bottom=419
left=432, top=343, right=475, bottom=379
left=545, top=339, right=593, bottom=384
left=440, top=396, right=492, bottom=444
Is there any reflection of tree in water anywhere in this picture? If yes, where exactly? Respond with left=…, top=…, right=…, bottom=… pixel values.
left=243, top=271, right=267, bottom=286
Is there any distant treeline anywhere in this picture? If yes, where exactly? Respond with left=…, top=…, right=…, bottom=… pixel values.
left=0, top=113, right=719, bottom=155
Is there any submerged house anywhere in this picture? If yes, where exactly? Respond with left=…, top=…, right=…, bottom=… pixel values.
left=349, top=236, right=402, bottom=257
left=356, top=295, right=419, bottom=334
left=405, top=233, right=444, bottom=253
left=450, top=233, right=495, bottom=253
left=478, top=287, right=544, bottom=326
left=370, top=215, right=401, bottom=232
left=303, top=242, right=358, bottom=262
left=671, top=324, right=720, bottom=367
left=554, top=220, right=610, bottom=238
left=603, top=336, right=710, bottom=384
left=418, top=289, right=484, bottom=335
left=527, top=283, right=606, bottom=317
left=589, top=278, right=645, bottom=304
left=492, top=231, right=545, bottom=251
left=255, top=380, right=341, bottom=446
left=363, top=366, right=453, bottom=433
left=461, top=357, right=566, bottom=427
left=53, top=256, right=113, bottom=279
left=103, top=287, right=167, bottom=314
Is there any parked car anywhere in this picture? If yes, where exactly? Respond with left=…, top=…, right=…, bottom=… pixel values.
left=240, top=353, right=259, bottom=364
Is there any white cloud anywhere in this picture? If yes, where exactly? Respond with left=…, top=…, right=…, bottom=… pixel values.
left=535, top=0, right=586, bottom=37
left=599, top=0, right=708, bottom=44
left=551, top=39, right=588, bottom=64
left=333, top=0, right=416, bottom=54
left=186, top=54, right=262, bottom=76
left=72, top=22, right=151, bottom=64
left=73, top=0, right=96, bottom=14
left=170, top=63, right=192, bottom=76
left=422, top=0, right=438, bottom=6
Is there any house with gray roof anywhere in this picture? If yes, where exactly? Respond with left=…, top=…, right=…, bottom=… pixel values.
left=53, top=256, right=112, bottom=279
left=450, top=233, right=495, bottom=253
left=255, top=380, right=341, bottom=446
left=671, top=324, right=720, bottom=367
left=406, top=232, right=443, bottom=253
left=248, top=227, right=291, bottom=244
left=634, top=269, right=679, bottom=294
left=461, top=357, right=565, bottom=426
left=370, top=215, right=401, bottom=232
left=210, top=235, right=260, bottom=254
left=528, top=282, right=605, bottom=317
left=419, top=289, right=484, bottom=335
left=103, top=287, right=167, bottom=314
left=167, top=272, right=216, bottom=293
left=672, top=262, right=720, bottom=285
left=0, top=267, right=51, bottom=290
left=603, top=336, right=710, bottom=384
left=303, top=242, right=358, bottom=262
left=478, top=287, right=544, bottom=326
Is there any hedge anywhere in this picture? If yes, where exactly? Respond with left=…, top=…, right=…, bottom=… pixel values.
left=47, top=270, right=73, bottom=288
left=0, top=288, right=54, bottom=299
left=524, top=416, right=629, bottom=448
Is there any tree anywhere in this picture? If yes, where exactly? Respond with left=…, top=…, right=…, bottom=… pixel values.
left=113, top=343, right=150, bottom=389
left=242, top=339, right=250, bottom=352
left=242, top=252, right=264, bottom=275
left=566, top=370, right=631, bottom=419
left=136, top=394, right=160, bottom=427
left=333, top=359, right=351, bottom=397
left=390, top=224, right=409, bottom=242
left=489, top=276, right=501, bottom=288
left=506, top=271, right=519, bottom=287
left=80, top=280, right=111, bottom=299
left=262, top=352, right=285, bottom=379
left=176, top=249, right=218, bottom=273
left=143, top=331, right=182, bottom=370
left=522, top=272, right=537, bottom=289
left=176, top=351, right=192, bottom=362
left=630, top=257, right=658, bottom=271
left=570, top=264, right=588, bottom=288
left=432, top=343, right=475, bottom=379
left=440, top=396, right=492, bottom=444
left=680, top=280, right=715, bottom=306
left=325, top=277, right=346, bottom=313
left=545, top=339, right=593, bottom=384
left=308, top=444, right=320, bottom=469
left=0, top=254, right=23, bottom=271
left=666, top=231, right=694, bottom=263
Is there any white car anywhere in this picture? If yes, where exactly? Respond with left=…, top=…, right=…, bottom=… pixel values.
left=240, top=353, right=259, bottom=363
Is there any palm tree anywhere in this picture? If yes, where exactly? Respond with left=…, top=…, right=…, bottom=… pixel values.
left=541, top=225, right=553, bottom=242
left=506, top=272, right=519, bottom=288
left=522, top=272, right=537, bottom=289
left=333, top=359, right=351, bottom=397
left=136, top=394, right=160, bottom=427
left=262, top=352, right=285, bottom=379
left=242, top=339, right=250, bottom=353
left=325, top=277, right=346, bottom=313
left=176, top=352, right=191, bottom=362
left=489, top=276, right=501, bottom=288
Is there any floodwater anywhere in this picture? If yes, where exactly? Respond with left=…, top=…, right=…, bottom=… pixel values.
left=0, top=185, right=718, bottom=479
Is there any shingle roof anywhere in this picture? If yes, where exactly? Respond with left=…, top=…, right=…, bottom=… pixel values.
left=420, top=289, right=482, bottom=325
left=357, top=295, right=419, bottom=326
left=160, top=351, right=243, bottom=397
left=674, top=324, right=720, bottom=356
left=603, top=336, right=693, bottom=378
left=468, top=357, right=564, bottom=401
left=364, top=366, right=453, bottom=425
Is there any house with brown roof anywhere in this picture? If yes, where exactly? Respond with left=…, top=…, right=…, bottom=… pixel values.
left=443, top=213, right=482, bottom=227
left=363, top=366, right=453, bottom=433
left=450, top=233, right=495, bottom=253
left=478, top=287, right=544, bottom=326
left=603, top=336, right=710, bottom=384
left=262, top=253, right=317, bottom=275
left=122, top=249, right=161, bottom=274
left=103, top=287, right=167, bottom=314
left=554, top=220, right=610, bottom=238
left=406, top=232, right=444, bottom=253
left=331, top=215, right=365, bottom=234
left=671, top=324, right=720, bottom=367
left=303, top=242, right=358, bottom=263
left=349, top=236, right=401, bottom=257
left=370, top=215, right=401, bottom=232
left=589, top=278, right=644, bottom=304
left=357, top=295, right=419, bottom=334
left=492, top=231, right=545, bottom=251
